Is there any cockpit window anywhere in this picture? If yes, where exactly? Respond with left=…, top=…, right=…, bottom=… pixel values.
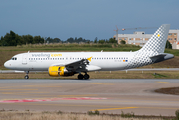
left=11, top=57, right=17, bottom=60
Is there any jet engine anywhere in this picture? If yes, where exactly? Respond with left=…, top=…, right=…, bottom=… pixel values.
left=48, top=66, right=74, bottom=77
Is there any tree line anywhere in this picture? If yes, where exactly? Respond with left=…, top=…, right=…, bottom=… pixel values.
left=0, top=31, right=44, bottom=46
left=0, top=30, right=118, bottom=46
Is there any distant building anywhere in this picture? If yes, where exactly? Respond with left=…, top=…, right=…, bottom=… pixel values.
left=113, top=30, right=179, bottom=49
left=172, top=41, right=179, bottom=49
left=168, top=30, right=179, bottom=44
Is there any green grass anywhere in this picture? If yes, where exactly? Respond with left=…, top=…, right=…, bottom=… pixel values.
left=0, top=43, right=141, bottom=52
left=152, top=73, right=167, bottom=78
left=121, top=111, right=135, bottom=118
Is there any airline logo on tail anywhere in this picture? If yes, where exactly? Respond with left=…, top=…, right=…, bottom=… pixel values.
left=157, top=34, right=160, bottom=37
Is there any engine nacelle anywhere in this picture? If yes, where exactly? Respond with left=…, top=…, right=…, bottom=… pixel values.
left=48, top=66, right=74, bottom=77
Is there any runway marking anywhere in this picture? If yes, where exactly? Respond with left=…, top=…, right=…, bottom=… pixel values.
left=157, top=82, right=169, bottom=83
left=0, top=97, right=108, bottom=103
left=91, top=107, right=138, bottom=111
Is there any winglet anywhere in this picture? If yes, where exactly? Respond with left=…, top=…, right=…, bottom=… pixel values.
left=87, top=56, right=92, bottom=62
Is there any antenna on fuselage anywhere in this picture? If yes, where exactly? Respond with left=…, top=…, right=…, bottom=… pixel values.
left=28, top=51, right=30, bottom=53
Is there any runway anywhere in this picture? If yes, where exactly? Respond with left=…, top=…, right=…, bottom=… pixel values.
left=0, top=79, right=178, bottom=116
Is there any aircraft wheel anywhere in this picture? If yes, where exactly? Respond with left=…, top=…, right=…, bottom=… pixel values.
left=84, top=74, right=90, bottom=80
left=25, top=75, right=29, bottom=79
left=78, top=74, right=84, bottom=80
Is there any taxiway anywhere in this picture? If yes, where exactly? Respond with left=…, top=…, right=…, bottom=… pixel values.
left=0, top=79, right=178, bottom=116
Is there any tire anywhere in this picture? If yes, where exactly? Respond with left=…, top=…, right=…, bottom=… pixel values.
left=25, top=75, right=29, bottom=79
left=84, top=74, right=89, bottom=80
left=78, top=74, right=84, bottom=80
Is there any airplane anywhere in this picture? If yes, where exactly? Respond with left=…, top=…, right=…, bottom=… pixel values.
left=4, top=24, right=174, bottom=80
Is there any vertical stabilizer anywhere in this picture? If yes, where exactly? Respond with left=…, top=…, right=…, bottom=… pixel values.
left=125, top=24, right=171, bottom=69
left=139, top=24, right=170, bottom=53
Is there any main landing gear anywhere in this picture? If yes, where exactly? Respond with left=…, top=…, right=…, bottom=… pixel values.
left=78, top=73, right=90, bottom=80
left=24, top=71, right=29, bottom=79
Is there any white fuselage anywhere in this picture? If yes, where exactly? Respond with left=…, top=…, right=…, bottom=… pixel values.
left=4, top=52, right=136, bottom=71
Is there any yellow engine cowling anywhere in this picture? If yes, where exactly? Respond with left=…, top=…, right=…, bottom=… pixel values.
left=48, top=66, right=74, bottom=77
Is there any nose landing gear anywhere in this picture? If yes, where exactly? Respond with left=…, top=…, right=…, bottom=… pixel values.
left=24, top=71, right=29, bottom=79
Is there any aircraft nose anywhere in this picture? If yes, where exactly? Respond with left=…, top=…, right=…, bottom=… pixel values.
left=4, top=61, right=11, bottom=69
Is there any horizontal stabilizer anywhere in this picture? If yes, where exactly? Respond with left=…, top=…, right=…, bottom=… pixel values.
left=150, top=53, right=174, bottom=63
left=149, top=53, right=168, bottom=59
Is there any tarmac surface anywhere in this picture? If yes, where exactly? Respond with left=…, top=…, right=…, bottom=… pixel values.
left=0, top=79, right=178, bottom=116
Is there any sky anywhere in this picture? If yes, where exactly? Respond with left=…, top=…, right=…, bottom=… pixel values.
left=0, top=0, right=179, bottom=41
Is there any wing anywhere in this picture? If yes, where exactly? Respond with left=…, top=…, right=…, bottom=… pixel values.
left=51, top=56, right=101, bottom=73
left=65, top=58, right=90, bottom=72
